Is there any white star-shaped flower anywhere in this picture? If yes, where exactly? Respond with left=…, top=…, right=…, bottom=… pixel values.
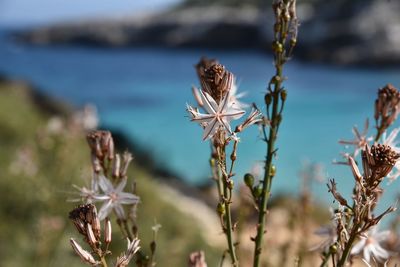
left=187, top=90, right=245, bottom=140
left=94, top=175, right=140, bottom=220
left=350, top=227, right=391, bottom=264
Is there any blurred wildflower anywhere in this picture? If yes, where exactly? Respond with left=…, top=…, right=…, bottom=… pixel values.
left=187, top=90, right=245, bottom=140
left=94, top=175, right=140, bottom=220
left=188, top=251, right=207, bottom=267
left=46, top=116, right=64, bottom=134
left=115, top=238, right=141, bottom=267
left=339, top=119, right=372, bottom=157
left=73, top=104, right=99, bottom=131
left=9, top=146, right=38, bottom=177
left=311, top=223, right=337, bottom=252
left=350, top=227, right=391, bottom=264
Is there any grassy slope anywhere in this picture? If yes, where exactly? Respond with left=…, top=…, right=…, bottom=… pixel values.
left=0, top=80, right=220, bottom=266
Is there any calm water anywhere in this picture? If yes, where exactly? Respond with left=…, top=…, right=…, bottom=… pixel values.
left=1, top=31, right=400, bottom=208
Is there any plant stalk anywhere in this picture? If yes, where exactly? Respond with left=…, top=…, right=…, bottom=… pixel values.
left=253, top=65, right=283, bottom=267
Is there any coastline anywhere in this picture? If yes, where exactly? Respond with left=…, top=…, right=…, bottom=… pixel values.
left=9, top=1, right=400, bottom=66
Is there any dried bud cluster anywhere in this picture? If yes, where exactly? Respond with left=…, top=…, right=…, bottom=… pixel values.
left=87, top=130, right=115, bottom=173
left=375, top=84, right=400, bottom=134
left=197, top=59, right=233, bottom=104
left=69, top=204, right=101, bottom=244
left=363, top=144, right=400, bottom=189
left=272, top=0, right=298, bottom=62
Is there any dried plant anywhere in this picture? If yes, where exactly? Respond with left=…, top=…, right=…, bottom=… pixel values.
left=319, top=84, right=400, bottom=267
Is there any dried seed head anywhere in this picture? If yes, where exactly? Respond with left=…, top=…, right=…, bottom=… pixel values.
left=69, top=204, right=100, bottom=239
left=86, top=130, right=115, bottom=166
left=199, top=62, right=233, bottom=104
left=363, top=144, right=400, bottom=188
left=375, top=84, right=400, bottom=131
left=195, top=57, right=218, bottom=81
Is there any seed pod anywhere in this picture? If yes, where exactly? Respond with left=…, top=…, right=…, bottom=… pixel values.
left=265, top=93, right=272, bottom=105
left=244, top=173, right=255, bottom=188
left=217, top=202, right=225, bottom=215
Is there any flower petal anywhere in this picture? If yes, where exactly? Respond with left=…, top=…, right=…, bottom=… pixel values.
left=199, top=90, right=218, bottom=114
left=98, top=200, right=113, bottom=221
left=202, top=118, right=220, bottom=141
left=98, top=175, right=114, bottom=194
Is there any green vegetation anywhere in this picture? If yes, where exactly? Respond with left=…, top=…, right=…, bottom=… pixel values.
left=0, top=80, right=220, bottom=266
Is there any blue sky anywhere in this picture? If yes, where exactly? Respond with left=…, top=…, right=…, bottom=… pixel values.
left=0, top=0, right=181, bottom=27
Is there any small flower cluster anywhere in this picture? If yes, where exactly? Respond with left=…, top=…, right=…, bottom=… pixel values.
left=188, top=58, right=262, bottom=142
left=187, top=58, right=263, bottom=266
left=68, top=131, right=157, bottom=267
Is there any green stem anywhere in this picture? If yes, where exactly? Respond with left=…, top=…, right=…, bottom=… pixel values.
left=337, top=225, right=359, bottom=267
left=253, top=66, right=283, bottom=267
left=224, top=184, right=238, bottom=266
left=319, top=252, right=332, bottom=267
left=100, top=256, right=109, bottom=267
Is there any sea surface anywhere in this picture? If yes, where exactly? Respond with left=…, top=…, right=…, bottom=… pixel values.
left=1, top=30, right=400, bottom=209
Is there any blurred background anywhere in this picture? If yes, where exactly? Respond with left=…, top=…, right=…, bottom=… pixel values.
left=1, top=0, right=400, bottom=266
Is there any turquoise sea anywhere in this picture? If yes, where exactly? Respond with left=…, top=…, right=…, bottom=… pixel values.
left=1, top=30, right=400, bottom=208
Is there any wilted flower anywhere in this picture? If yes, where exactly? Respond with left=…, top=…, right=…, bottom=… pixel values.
left=115, top=238, right=141, bottom=267
left=94, top=175, right=140, bottom=220
left=187, top=90, right=245, bottom=140
left=70, top=238, right=99, bottom=266
left=350, top=227, right=391, bottom=264
left=235, top=106, right=263, bottom=133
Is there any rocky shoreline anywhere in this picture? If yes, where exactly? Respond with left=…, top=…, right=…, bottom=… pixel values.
left=11, top=1, right=400, bottom=66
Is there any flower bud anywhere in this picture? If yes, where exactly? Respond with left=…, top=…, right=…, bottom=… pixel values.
left=244, top=173, right=255, bottom=188
left=253, top=185, right=263, bottom=198
left=86, top=223, right=98, bottom=247
left=70, top=238, right=98, bottom=265
left=150, top=241, right=156, bottom=254
left=269, top=165, right=276, bottom=177
left=280, top=89, right=287, bottom=101
left=227, top=179, right=234, bottom=190
left=112, top=154, right=121, bottom=178
left=265, top=93, right=272, bottom=105
left=217, top=203, right=225, bottom=215
left=329, top=244, right=337, bottom=254
left=105, top=217, right=112, bottom=244
left=272, top=41, right=283, bottom=53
